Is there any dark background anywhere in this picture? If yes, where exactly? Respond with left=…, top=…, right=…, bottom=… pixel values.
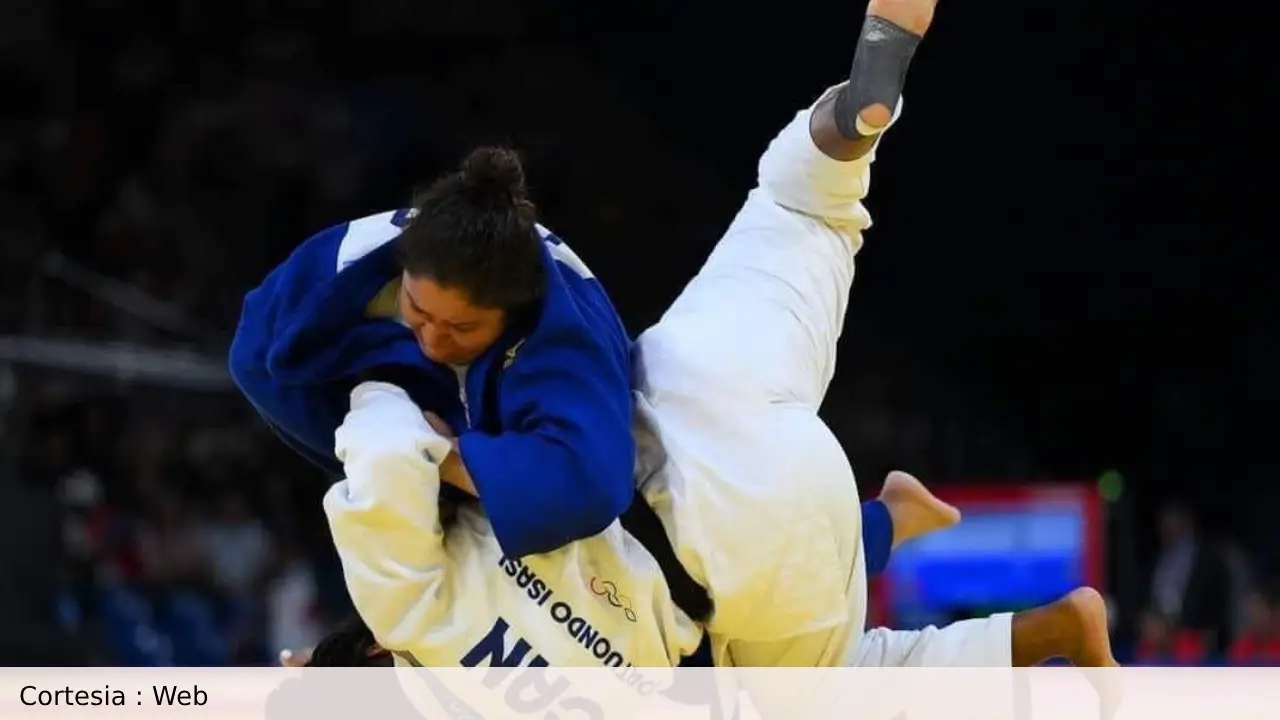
left=0, top=0, right=1270, bottom=666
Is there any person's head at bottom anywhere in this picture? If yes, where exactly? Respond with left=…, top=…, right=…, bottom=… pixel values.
left=297, top=614, right=393, bottom=667
left=396, top=147, right=547, bottom=367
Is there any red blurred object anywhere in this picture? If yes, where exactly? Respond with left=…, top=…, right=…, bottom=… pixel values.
left=1229, top=634, right=1280, bottom=664
left=869, top=482, right=1105, bottom=626
left=1136, top=628, right=1207, bottom=664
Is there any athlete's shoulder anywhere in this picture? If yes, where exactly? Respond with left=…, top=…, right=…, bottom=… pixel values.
left=288, top=209, right=408, bottom=276
left=537, top=224, right=596, bottom=281
left=333, top=209, right=410, bottom=273
left=526, top=224, right=629, bottom=359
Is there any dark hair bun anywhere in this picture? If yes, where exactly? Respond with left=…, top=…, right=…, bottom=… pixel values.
left=459, top=146, right=527, bottom=201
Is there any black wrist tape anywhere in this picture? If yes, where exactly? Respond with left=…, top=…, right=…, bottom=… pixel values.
left=834, top=16, right=922, bottom=140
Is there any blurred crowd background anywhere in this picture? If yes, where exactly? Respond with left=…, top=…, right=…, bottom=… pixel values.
left=0, top=0, right=1271, bottom=667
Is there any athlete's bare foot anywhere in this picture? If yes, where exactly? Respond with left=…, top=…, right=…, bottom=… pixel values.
left=1010, top=587, right=1122, bottom=716
left=859, top=0, right=938, bottom=128
left=1008, top=589, right=1121, bottom=717
left=1059, top=587, right=1119, bottom=667
left=868, top=0, right=936, bottom=37
left=1058, top=588, right=1123, bottom=719
left=1011, top=586, right=1118, bottom=666
left=877, top=471, right=962, bottom=548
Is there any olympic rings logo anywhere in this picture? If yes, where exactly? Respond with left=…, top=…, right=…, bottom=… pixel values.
left=589, top=577, right=638, bottom=623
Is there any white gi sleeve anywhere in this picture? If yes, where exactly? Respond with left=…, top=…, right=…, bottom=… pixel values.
left=323, top=381, right=456, bottom=649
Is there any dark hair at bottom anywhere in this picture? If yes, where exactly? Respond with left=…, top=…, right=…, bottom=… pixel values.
left=306, top=614, right=393, bottom=667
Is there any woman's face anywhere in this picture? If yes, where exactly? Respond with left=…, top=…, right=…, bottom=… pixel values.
left=399, top=273, right=506, bottom=366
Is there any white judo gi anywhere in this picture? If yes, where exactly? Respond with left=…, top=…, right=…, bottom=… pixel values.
left=630, top=83, right=1010, bottom=669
